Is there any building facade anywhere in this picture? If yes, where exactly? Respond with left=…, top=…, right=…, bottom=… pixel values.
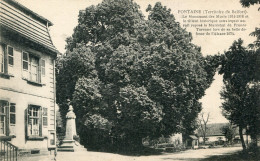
left=0, top=0, right=58, bottom=154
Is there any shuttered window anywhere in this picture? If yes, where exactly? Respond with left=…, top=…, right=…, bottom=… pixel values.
left=0, top=44, right=13, bottom=75
left=27, top=105, right=48, bottom=138
left=30, top=56, right=39, bottom=82
left=0, top=100, right=16, bottom=136
left=22, top=52, right=42, bottom=83
left=0, top=101, right=7, bottom=135
left=27, top=105, right=41, bottom=136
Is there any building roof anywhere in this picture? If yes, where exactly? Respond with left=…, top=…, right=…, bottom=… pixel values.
left=197, top=123, right=245, bottom=137
left=2, top=0, right=53, bottom=26
left=0, top=0, right=58, bottom=55
left=188, top=135, right=198, bottom=140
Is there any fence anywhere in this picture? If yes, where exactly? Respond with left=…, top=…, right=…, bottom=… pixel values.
left=0, top=140, right=18, bottom=161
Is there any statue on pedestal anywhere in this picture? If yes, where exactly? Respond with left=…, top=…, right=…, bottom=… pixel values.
left=58, top=105, right=85, bottom=152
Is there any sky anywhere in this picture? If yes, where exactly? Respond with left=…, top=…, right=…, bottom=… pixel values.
left=15, top=0, right=260, bottom=124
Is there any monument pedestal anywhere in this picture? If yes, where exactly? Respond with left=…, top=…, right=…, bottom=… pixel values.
left=58, top=140, right=75, bottom=152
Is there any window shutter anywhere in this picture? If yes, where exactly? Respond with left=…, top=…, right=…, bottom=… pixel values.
left=0, top=44, right=5, bottom=73
left=10, top=103, right=16, bottom=125
left=3, top=45, right=8, bottom=73
left=38, top=58, right=42, bottom=83
left=7, top=46, right=14, bottom=66
left=26, top=106, right=29, bottom=137
left=22, top=52, right=29, bottom=79
left=43, top=107, right=48, bottom=126
left=5, top=102, right=9, bottom=136
left=41, top=59, right=45, bottom=77
left=39, top=107, right=42, bottom=136
left=9, top=103, right=16, bottom=135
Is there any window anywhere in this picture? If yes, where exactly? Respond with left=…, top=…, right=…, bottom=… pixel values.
left=30, top=56, right=39, bottom=82
left=27, top=105, right=41, bottom=136
left=22, top=52, right=42, bottom=83
left=0, top=101, right=7, bottom=135
left=0, top=44, right=14, bottom=74
left=0, top=100, right=16, bottom=137
left=27, top=105, right=48, bottom=138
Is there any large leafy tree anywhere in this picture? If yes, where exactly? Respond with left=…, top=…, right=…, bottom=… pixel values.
left=56, top=0, right=216, bottom=150
left=240, top=0, right=260, bottom=81
left=219, top=39, right=260, bottom=151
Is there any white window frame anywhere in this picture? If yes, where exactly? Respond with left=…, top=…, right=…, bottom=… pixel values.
left=0, top=100, right=16, bottom=137
left=27, top=105, right=48, bottom=139
left=0, top=102, right=7, bottom=136
left=27, top=105, right=41, bottom=137
left=22, top=52, right=42, bottom=83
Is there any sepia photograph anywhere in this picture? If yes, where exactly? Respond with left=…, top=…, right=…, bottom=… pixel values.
left=0, top=0, right=259, bottom=160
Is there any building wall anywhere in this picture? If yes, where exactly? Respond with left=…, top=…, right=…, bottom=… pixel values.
left=169, top=133, right=183, bottom=145
left=198, top=136, right=224, bottom=143
left=0, top=36, right=55, bottom=100
left=0, top=35, right=56, bottom=151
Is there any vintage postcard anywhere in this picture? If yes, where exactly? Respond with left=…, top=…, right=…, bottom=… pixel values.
left=0, top=0, right=259, bottom=161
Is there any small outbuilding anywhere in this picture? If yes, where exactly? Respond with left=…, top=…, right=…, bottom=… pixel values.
left=185, top=135, right=199, bottom=149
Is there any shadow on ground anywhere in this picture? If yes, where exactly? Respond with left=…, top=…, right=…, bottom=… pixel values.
left=120, top=148, right=164, bottom=156
left=88, top=146, right=165, bottom=156
left=162, top=158, right=202, bottom=161
left=199, top=150, right=260, bottom=161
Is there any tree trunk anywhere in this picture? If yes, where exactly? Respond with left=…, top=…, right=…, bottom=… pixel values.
left=250, top=133, right=258, bottom=153
left=203, top=134, right=206, bottom=145
left=239, top=126, right=246, bottom=151
left=246, top=134, right=249, bottom=147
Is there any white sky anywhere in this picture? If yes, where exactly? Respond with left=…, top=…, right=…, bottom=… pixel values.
left=15, top=0, right=260, bottom=123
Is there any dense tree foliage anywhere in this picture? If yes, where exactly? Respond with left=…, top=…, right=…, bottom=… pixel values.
left=56, top=0, right=216, bottom=150
left=221, top=124, right=236, bottom=144
left=240, top=0, right=260, bottom=79
left=218, top=1, right=260, bottom=152
left=240, top=0, right=260, bottom=8
left=219, top=39, right=260, bottom=151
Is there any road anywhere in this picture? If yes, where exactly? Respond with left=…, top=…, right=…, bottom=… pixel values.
left=20, top=146, right=242, bottom=161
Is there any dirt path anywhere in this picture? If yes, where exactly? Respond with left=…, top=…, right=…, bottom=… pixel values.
left=54, top=147, right=242, bottom=161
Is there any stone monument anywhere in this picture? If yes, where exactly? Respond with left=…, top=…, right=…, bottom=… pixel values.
left=58, top=105, right=78, bottom=152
